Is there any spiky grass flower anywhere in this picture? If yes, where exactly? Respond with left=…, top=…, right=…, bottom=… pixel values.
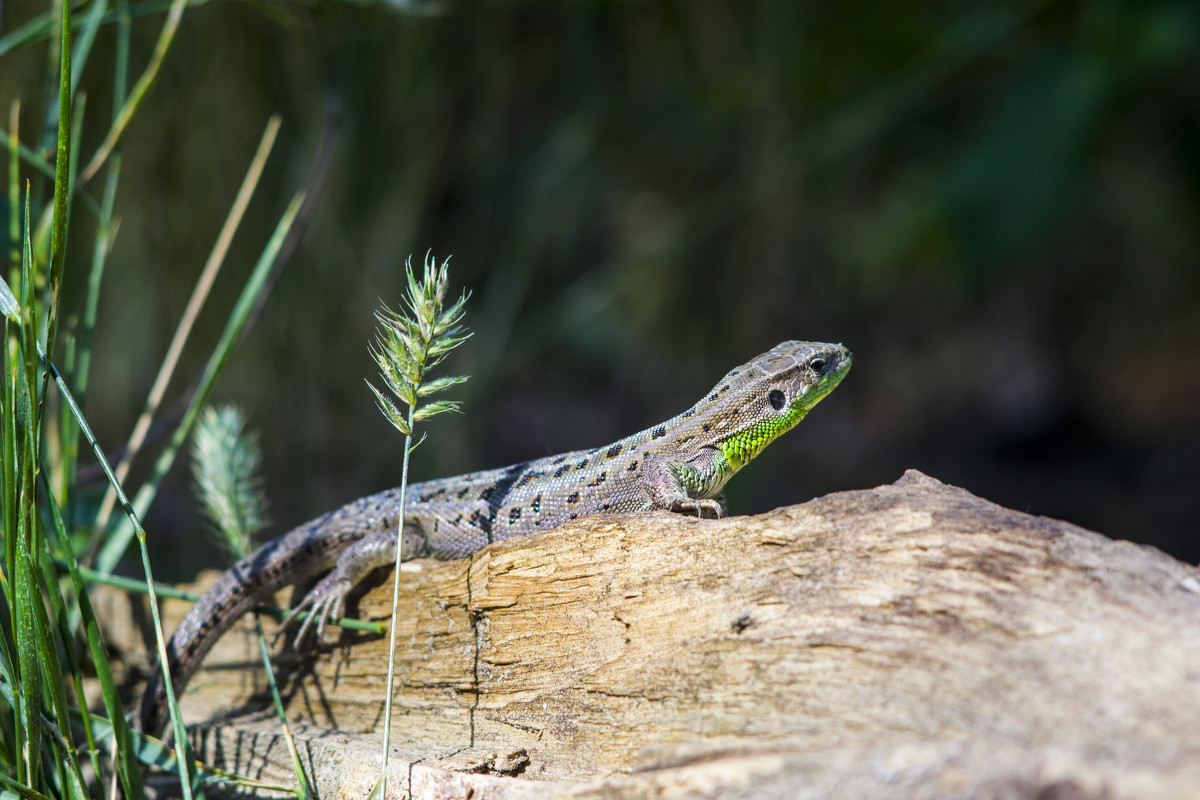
left=369, top=252, right=470, bottom=797
left=190, top=405, right=269, bottom=561
left=189, top=405, right=318, bottom=795
left=366, top=255, right=470, bottom=440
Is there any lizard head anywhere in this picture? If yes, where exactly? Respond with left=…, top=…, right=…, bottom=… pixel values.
left=714, top=340, right=852, bottom=471
left=758, top=340, right=852, bottom=415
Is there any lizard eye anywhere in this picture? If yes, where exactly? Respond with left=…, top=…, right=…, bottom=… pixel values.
left=768, top=389, right=786, bottom=411
left=809, top=357, right=826, bottom=374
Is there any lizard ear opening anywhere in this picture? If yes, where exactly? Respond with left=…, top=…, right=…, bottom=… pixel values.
left=768, top=389, right=786, bottom=411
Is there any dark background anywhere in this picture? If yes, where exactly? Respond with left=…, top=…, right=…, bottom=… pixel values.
left=3, top=0, right=1198, bottom=577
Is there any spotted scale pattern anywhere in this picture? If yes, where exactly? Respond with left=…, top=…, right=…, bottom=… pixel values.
left=142, top=341, right=851, bottom=734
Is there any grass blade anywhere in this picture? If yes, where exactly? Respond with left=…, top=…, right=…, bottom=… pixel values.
left=6, top=101, right=18, bottom=267
left=63, top=0, right=131, bottom=531
left=77, top=0, right=188, bottom=185
left=88, top=712, right=294, bottom=794
left=98, top=191, right=304, bottom=573
left=0, top=771, right=55, bottom=800
left=252, top=617, right=312, bottom=799
left=45, top=0, right=72, bottom=365
left=2, top=243, right=200, bottom=796
left=54, top=368, right=199, bottom=798
left=0, top=0, right=214, bottom=60
left=15, top=519, right=42, bottom=787
left=29, top=551, right=89, bottom=800
left=50, top=559, right=383, bottom=634
left=15, top=185, right=41, bottom=788
left=92, top=115, right=281, bottom=535
left=40, top=469, right=146, bottom=799
left=0, top=126, right=99, bottom=218
left=69, top=0, right=109, bottom=92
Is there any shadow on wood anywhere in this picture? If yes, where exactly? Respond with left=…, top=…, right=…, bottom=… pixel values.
left=151, top=471, right=1200, bottom=798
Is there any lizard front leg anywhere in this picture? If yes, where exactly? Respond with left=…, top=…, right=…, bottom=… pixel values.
left=641, top=449, right=730, bottom=518
left=285, top=523, right=429, bottom=645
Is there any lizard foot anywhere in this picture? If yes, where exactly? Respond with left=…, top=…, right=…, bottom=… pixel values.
left=673, top=498, right=723, bottom=519
left=278, top=574, right=352, bottom=649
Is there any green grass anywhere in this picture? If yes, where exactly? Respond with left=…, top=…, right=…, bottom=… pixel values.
left=0, top=0, right=316, bottom=795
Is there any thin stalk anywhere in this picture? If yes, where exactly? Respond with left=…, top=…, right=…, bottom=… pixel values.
left=40, top=471, right=146, bottom=799
left=52, top=89, right=86, bottom=505
left=45, top=0, right=72, bottom=366
left=92, top=115, right=281, bottom=534
left=77, top=0, right=187, bottom=185
left=366, top=256, right=470, bottom=798
left=96, top=192, right=304, bottom=573
left=65, top=153, right=118, bottom=519
left=0, top=269, right=196, bottom=798
left=0, top=128, right=100, bottom=217
left=42, top=344, right=197, bottom=800
left=0, top=0, right=217, bottom=60
left=114, top=0, right=132, bottom=110
left=6, top=102, right=18, bottom=269
left=378, top=404, right=415, bottom=799
left=252, top=618, right=312, bottom=800
left=68, top=0, right=132, bottom=525
left=37, top=0, right=62, bottom=155
left=69, top=0, right=111, bottom=93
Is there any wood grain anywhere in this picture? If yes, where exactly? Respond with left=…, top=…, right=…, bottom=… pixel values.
left=143, top=470, right=1200, bottom=798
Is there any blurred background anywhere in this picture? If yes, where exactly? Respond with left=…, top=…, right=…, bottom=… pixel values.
left=3, top=0, right=1198, bottom=577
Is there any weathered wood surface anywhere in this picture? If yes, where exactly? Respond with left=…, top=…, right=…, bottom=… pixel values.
left=148, top=470, right=1200, bottom=799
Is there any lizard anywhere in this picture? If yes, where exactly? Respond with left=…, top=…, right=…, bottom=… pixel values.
left=140, top=340, right=852, bottom=736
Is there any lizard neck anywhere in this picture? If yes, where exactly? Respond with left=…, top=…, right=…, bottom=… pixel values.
left=717, top=403, right=808, bottom=473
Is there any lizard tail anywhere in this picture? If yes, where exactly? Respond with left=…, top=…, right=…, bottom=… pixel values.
left=139, top=556, right=281, bottom=736
left=138, top=518, right=352, bottom=736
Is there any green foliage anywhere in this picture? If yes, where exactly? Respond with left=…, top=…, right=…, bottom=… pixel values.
left=0, top=5, right=103, bottom=791
left=2, top=0, right=311, bottom=794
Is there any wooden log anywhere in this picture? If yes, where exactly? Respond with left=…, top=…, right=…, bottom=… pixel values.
left=150, top=470, right=1200, bottom=798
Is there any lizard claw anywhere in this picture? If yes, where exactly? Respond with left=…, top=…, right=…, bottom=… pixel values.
left=673, top=498, right=723, bottom=520
left=277, top=576, right=351, bottom=649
